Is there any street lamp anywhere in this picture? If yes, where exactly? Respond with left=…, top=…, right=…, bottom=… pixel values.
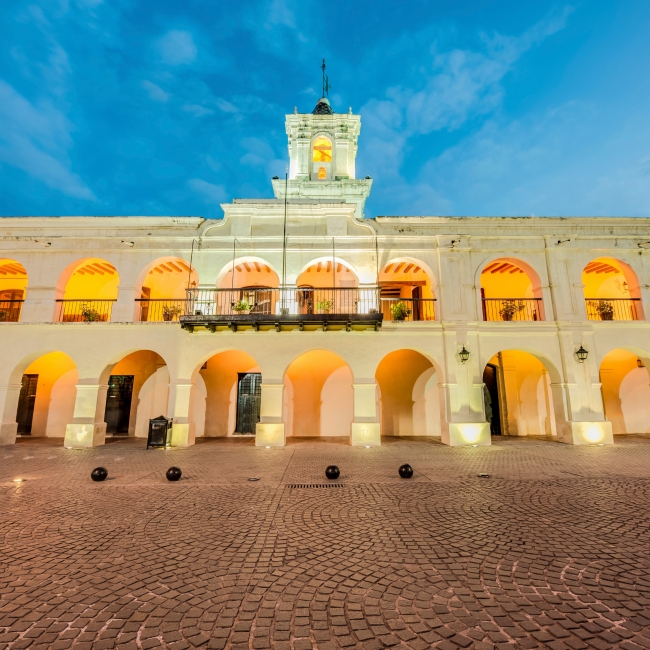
left=459, top=346, right=470, bottom=364
left=576, top=345, right=588, bottom=363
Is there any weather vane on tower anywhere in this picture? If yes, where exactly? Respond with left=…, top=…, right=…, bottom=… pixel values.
left=321, top=59, right=331, bottom=98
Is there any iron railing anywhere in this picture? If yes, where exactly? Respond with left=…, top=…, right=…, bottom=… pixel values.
left=136, top=298, right=187, bottom=322
left=0, top=300, right=23, bottom=322
left=585, top=298, right=640, bottom=321
left=187, top=287, right=381, bottom=316
left=380, top=298, right=436, bottom=321
left=56, top=299, right=115, bottom=322
left=482, top=298, right=543, bottom=322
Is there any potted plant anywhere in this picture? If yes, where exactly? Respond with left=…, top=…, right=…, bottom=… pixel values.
left=232, top=300, right=250, bottom=315
left=80, top=303, right=102, bottom=322
left=595, top=299, right=614, bottom=321
left=499, top=299, right=525, bottom=321
left=162, top=304, right=183, bottom=321
left=390, top=301, right=412, bottom=322
left=0, top=309, right=9, bottom=322
left=317, top=299, right=333, bottom=314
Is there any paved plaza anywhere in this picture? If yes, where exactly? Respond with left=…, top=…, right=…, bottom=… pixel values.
left=1, top=436, right=650, bottom=650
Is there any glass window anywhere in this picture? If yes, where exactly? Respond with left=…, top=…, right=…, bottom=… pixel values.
left=313, top=136, right=332, bottom=162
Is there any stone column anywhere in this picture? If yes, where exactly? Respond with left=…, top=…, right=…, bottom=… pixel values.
left=255, top=382, right=285, bottom=447
left=350, top=383, right=381, bottom=446
left=0, top=383, right=21, bottom=445
left=167, top=383, right=196, bottom=447
left=110, top=285, right=137, bottom=322
left=63, top=381, right=108, bottom=448
left=20, top=284, right=63, bottom=322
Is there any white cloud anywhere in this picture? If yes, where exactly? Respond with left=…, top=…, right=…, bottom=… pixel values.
left=188, top=178, right=227, bottom=203
left=157, top=30, right=197, bottom=66
left=0, top=80, right=94, bottom=200
left=141, top=80, right=169, bottom=102
left=183, top=104, right=213, bottom=117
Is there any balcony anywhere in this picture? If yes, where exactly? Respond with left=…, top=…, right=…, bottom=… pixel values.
left=136, top=298, right=186, bottom=322
left=585, top=298, right=640, bottom=321
left=56, top=299, right=115, bottom=322
left=380, top=298, right=436, bottom=321
left=482, top=298, right=543, bottom=322
left=180, top=287, right=383, bottom=332
left=0, top=300, right=24, bottom=323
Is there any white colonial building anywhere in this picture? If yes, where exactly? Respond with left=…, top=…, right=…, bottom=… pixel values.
left=1, top=97, right=650, bottom=450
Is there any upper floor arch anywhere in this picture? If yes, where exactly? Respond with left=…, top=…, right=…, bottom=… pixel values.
left=217, top=257, right=280, bottom=289
left=477, top=257, right=545, bottom=322
left=379, top=257, right=437, bottom=322
left=296, top=257, right=359, bottom=288
left=582, top=257, right=644, bottom=321
left=0, top=259, right=28, bottom=322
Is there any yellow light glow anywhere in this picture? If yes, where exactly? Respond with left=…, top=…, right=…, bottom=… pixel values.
left=584, top=426, right=604, bottom=443
left=459, top=424, right=483, bottom=444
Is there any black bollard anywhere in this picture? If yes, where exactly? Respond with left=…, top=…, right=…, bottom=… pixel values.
left=398, top=463, right=413, bottom=479
left=91, top=467, right=108, bottom=482
left=325, top=465, right=340, bottom=480
left=166, top=466, right=182, bottom=481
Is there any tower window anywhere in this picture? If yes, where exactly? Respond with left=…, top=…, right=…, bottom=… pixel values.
left=313, top=136, right=332, bottom=162
left=318, top=166, right=327, bottom=179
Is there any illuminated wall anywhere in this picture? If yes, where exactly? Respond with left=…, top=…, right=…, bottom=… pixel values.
left=284, top=350, right=353, bottom=437
left=582, top=258, right=638, bottom=299
left=489, top=351, right=557, bottom=437
left=379, top=260, right=435, bottom=300
left=480, top=261, right=534, bottom=299
left=376, top=350, right=439, bottom=436
left=0, top=259, right=28, bottom=296
left=297, top=260, right=358, bottom=288
left=199, top=351, right=260, bottom=437
left=219, top=260, right=279, bottom=289
left=63, top=259, right=119, bottom=300
left=600, top=349, right=650, bottom=434
left=142, top=259, right=197, bottom=299
left=22, top=352, right=77, bottom=437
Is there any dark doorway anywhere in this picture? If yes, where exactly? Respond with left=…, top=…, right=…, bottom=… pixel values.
left=483, top=364, right=502, bottom=435
left=235, top=372, right=262, bottom=434
left=16, top=374, right=38, bottom=435
left=412, top=286, right=422, bottom=321
left=104, top=375, right=134, bottom=435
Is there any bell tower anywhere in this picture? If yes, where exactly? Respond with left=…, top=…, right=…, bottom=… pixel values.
left=272, top=62, right=372, bottom=219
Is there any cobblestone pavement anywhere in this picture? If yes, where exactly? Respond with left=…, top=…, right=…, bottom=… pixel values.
left=1, top=435, right=650, bottom=650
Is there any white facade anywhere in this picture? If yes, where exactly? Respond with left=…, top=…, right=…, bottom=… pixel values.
left=1, top=98, right=650, bottom=450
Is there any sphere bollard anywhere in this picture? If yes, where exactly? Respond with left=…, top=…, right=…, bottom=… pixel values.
left=398, top=463, right=413, bottom=479
left=325, top=465, right=340, bottom=480
left=166, top=466, right=182, bottom=482
left=91, top=467, right=108, bottom=482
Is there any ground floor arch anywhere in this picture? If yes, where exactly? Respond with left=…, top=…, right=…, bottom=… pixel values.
left=600, top=348, right=650, bottom=434
left=376, top=349, right=441, bottom=436
left=10, top=352, right=78, bottom=438
left=483, top=350, right=563, bottom=438
left=283, top=350, right=353, bottom=437
left=194, top=350, right=261, bottom=436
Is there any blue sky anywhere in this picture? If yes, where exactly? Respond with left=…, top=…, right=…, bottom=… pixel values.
left=1, top=0, right=649, bottom=218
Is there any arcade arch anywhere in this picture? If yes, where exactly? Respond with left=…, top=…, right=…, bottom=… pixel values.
left=599, top=349, right=650, bottom=434
left=9, top=352, right=78, bottom=438
left=480, top=258, right=544, bottom=321
left=137, top=257, right=198, bottom=322
left=379, top=258, right=436, bottom=321
left=283, top=350, right=353, bottom=437
left=582, top=258, right=643, bottom=321
left=99, top=351, right=170, bottom=437
left=295, top=258, right=359, bottom=315
left=194, top=351, right=261, bottom=437
left=482, top=350, right=563, bottom=437
left=0, top=259, right=28, bottom=322
left=375, top=350, right=441, bottom=436
left=56, top=258, right=119, bottom=322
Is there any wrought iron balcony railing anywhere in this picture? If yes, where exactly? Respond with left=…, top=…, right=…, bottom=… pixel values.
left=482, top=298, right=543, bottom=322
left=380, top=298, right=436, bottom=321
left=56, top=299, right=115, bottom=322
left=0, top=300, right=24, bottom=322
left=585, top=298, right=640, bottom=321
left=136, top=298, right=186, bottom=322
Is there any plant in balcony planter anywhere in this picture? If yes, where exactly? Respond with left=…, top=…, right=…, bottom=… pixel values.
left=162, top=304, right=183, bottom=321
left=390, top=301, right=412, bottom=322
left=499, top=299, right=525, bottom=321
left=232, top=300, right=250, bottom=315
left=317, top=299, right=333, bottom=314
left=80, top=303, right=102, bottom=322
left=595, top=299, right=614, bottom=321
left=0, top=309, right=9, bottom=322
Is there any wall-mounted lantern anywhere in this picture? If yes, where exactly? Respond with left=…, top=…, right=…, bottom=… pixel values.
left=459, top=346, right=470, bottom=364
left=575, top=345, right=588, bottom=363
